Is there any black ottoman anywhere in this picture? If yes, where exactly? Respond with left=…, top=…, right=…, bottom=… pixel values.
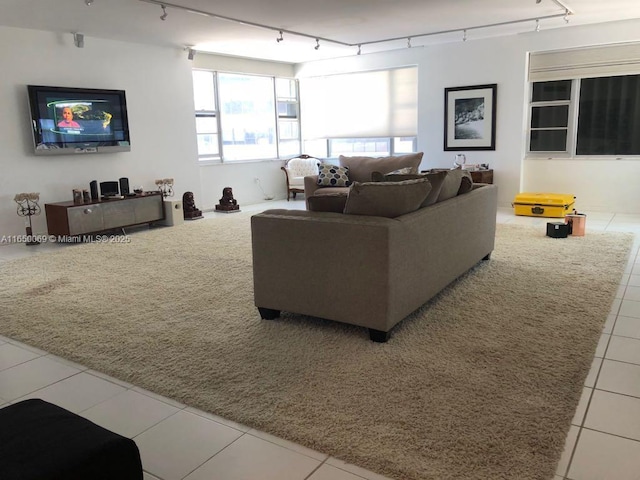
left=0, top=399, right=143, bottom=480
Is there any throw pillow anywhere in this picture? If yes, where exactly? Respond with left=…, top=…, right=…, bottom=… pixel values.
left=436, top=169, right=465, bottom=202
left=317, top=164, right=351, bottom=187
left=339, top=153, right=423, bottom=183
left=307, top=193, right=349, bottom=213
left=343, top=178, right=432, bottom=218
left=421, top=171, right=447, bottom=206
left=458, top=170, right=473, bottom=195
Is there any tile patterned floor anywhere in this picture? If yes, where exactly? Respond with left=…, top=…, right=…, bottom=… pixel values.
left=1, top=202, right=639, bottom=480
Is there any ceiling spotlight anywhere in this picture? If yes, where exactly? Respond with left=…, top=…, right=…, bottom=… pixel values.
left=314, top=38, right=320, bottom=50
left=84, top=0, right=94, bottom=5
left=276, top=31, right=283, bottom=43
left=564, top=9, right=570, bottom=23
left=463, top=29, right=467, bottom=42
left=187, top=48, right=196, bottom=60
left=536, top=0, right=542, bottom=4
left=357, top=44, right=361, bottom=55
left=535, top=19, right=540, bottom=32
left=407, top=37, right=412, bottom=48
left=160, top=4, right=168, bottom=21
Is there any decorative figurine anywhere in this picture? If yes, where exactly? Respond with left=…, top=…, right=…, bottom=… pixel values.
left=215, top=187, right=241, bottom=213
left=182, top=191, right=203, bottom=220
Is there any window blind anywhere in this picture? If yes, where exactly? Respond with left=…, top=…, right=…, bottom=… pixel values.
left=300, top=66, right=418, bottom=140
left=529, top=42, right=640, bottom=82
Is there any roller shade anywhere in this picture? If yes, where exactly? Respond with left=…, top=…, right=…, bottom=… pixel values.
left=529, top=42, right=640, bottom=82
left=300, top=66, right=417, bottom=139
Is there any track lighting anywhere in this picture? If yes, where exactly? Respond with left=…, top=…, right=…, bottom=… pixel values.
left=463, top=29, right=467, bottom=42
left=73, top=32, right=84, bottom=48
left=187, top=47, right=196, bottom=60
left=84, top=0, right=94, bottom=5
left=137, top=0, right=575, bottom=57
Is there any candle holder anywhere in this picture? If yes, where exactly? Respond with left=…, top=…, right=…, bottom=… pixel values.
left=14, top=192, right=41, bottom=246
left=155, top=178, right=174, bottom=198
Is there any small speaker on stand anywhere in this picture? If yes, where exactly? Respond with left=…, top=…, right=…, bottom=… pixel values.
left=89, top=180, right=99, bottom=200
left=119, top=177, right=130, bottom=195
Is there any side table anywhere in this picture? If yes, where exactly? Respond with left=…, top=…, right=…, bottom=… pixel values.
left=469, top=169, right=493, bottom=184
left=158, top=198, right=184, bottom=226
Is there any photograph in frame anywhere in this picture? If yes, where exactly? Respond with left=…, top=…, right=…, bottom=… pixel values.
left=444, top=84, right=497, bottom=151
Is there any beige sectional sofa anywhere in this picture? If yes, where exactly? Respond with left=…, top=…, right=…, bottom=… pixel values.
left=251, top=182, right=498, bottom=342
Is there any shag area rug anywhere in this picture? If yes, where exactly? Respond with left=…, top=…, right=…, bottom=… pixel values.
left=0, top=215, right=632, bottom=480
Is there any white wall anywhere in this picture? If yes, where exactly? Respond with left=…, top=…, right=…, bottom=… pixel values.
left=296, top=19, right=640, bottom=213
left=0, top=27, right=201, bottom=237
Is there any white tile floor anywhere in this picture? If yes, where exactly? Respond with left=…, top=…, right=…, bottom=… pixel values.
left=1, top=201, right=640, bottom=480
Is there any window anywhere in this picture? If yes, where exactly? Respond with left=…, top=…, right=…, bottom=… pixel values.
left=528, top=44, right=640, bottom=157
left=529, top=80, right=572, bottom=153
left=192, top=71, right=300, bottom=162
left=304, top=137, right=416, bottom=159
left=193, top=70, right=220, bottom=158
left=529, top=76, right=640, bottom=156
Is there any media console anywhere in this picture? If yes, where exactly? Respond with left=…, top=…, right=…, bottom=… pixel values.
left=45, top=192, right=165, bottom=236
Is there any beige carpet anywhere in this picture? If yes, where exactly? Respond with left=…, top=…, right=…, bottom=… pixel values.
left=0, top=215, right=633, bottom=480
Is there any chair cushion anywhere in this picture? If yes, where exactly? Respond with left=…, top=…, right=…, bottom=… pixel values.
left=317, top=165, right=351, bottom=187
left=343, top=178, right=432, bottom=218
left=339, top=153, right=423, bottom=183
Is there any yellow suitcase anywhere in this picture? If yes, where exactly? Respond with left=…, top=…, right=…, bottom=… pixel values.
left=512, top=192, right=575, bottom=218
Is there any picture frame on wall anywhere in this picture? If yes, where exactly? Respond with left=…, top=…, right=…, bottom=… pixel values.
left=444, top=83, right=497, bottom=151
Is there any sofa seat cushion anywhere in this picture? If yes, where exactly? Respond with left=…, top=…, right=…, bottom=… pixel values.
left=317, top=164, right=351, bottom=187
left=307, top=194, right=349, bottom=213
left=339, top=153, right=423, bottom=183
left=312, top=186, right=349, bottom=196
left=343, top=178, right=432, bottom=218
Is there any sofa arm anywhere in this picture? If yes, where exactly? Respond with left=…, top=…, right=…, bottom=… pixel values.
left=304, top=175, right=320, bottom=208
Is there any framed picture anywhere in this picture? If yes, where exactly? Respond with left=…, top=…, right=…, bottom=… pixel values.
left=444, top=84, right=497, bottom=151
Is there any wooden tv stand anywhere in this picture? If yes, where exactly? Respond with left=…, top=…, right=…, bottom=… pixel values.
left=45, top=192, right=165, bottom=237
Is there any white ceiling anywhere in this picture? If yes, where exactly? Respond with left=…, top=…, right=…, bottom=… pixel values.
left=2, top=0, right=640, bottom=63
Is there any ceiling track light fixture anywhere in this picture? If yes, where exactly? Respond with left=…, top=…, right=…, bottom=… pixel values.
left=137, top=0, right=576, bottom=55
left=463, top=29, right=467, bottom=42
left=357, top=44, right=361, bottom=55
left=84, top=0, right=94, bottom=5
left=535, top=19, right=541, bottom=32
left=185, top=47, right=196, bottom=60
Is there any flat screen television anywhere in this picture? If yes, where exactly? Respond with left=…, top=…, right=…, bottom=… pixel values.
left=27, top=85, right=131, bottom=155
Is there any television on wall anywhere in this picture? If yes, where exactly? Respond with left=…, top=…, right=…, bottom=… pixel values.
left=27, top=85, right=131, bottom=155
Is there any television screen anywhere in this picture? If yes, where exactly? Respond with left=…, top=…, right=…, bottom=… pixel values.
left=27, top=85, right=131, bottom=155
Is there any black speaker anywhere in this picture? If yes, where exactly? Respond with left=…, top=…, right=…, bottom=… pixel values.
left=89, top=180, right=99, bottom=200
left=119, top=177, right=130, bottom=195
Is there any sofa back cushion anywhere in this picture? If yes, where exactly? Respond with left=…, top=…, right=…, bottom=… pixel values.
left=343, top=178, right=432, bottom=218
left=339, top=153, right=423, bottom=183
left=370, top=171, right=447, bottom=207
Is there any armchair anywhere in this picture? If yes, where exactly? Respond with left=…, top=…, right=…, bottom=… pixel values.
left=281, top=155, right=320, bottom=200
